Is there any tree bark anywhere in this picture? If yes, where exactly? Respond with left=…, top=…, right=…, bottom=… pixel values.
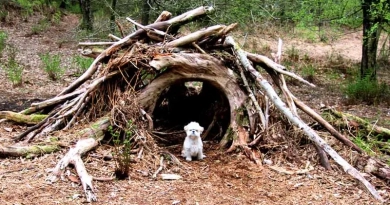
left=110, top=0, right=117, bottom=32
left=79, top=0, right=93, bottom=31
left=361, top=0, right=385, bottom=80
left=141, top=0, right=150, bottom=25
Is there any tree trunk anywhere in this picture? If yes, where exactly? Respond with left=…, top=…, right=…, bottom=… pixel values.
left=361, top=0, right=382, bottom=80
left=141, top=0, right=150, bottom=25
left=110, top=0, right=117, bottom=32
left=79, top=0, right=93, bottom=31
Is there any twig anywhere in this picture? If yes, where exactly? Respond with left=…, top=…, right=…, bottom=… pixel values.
left=238, top=63, right=267, bottom=130
left=152, top=156, right=164, bottom=178
left=108, top=34, right=121, bottom=41
left=78, top=42, right=115, bottom=46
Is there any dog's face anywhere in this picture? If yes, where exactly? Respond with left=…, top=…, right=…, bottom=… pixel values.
left=184, top=122, right=204, bottom=139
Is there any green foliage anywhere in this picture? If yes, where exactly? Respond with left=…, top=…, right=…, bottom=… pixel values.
left=110, top=120, right=136, bottom=179
left=30, top=18, right=50, bottom=35
left=39, top=52, right=64, bottom=81
left=72, top=55, right=93, bottom=76
left=3, top=46, right=24, bottom=86
left=301, top=64, right=316, bottom=82
left=344, top=74, right=390, bottom=105
left=0, top=30, right=7, bottom=57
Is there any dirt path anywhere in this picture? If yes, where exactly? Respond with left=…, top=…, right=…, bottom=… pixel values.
left=0, top=13, right=388, bottom=204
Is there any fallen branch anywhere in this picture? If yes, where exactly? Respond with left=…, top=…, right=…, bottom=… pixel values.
left=0, top=111, right=47, bottom=125
left=225, top=36, right=384, bottom=202
left=0, top=144, right=61, bottom=158
left=48, top=117, right=110, bottom=202
left=328, top=108, right=390, bottom=138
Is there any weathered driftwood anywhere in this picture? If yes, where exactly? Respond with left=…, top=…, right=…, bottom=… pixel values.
left=49, top=117, right=110, bottom=202
left=224, top=36, right=384, bottom=202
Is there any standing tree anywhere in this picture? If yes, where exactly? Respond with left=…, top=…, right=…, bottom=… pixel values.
left=361, top=0, right=389, bottom=80
left=79, top=0, right=93, bottom=31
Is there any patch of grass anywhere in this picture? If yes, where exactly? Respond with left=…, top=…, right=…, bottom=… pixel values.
left=344, top=75, right=390, bottom=105
left=285, top=46, right=300, bottom=62
left=0, top=30, right=8, bottom=57
left=3, top=46, right=24, bottom=86
left=39, top=52, right=64, bottom=81
left=300, top=64, right=316, bottom=82
left=72, top=55, right=93, bottom=76
left=30, top=18, right=50, bottom=35
left=110, top=120, right=136, bottom=179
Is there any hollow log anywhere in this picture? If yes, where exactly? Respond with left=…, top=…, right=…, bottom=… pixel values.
left=140, top=53, right=248, bottom=147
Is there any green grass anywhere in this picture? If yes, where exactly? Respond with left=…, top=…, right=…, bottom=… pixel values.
left=0, top=30, right=8, bottom=57
left=72, top=55, right=93, bottom=76
left=3, top=46, right=24, bottom=86
left=39, top=52, right=64, bottom=81
left=344, top=75, right=390, bottom=105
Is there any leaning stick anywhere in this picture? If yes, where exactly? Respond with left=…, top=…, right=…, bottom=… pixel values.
left=225, top=36, right=384, bottom=202
left=59, top=6, right=215, bottom=96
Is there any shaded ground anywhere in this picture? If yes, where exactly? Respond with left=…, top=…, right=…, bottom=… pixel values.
left=0, top=12, right=389, bottom=204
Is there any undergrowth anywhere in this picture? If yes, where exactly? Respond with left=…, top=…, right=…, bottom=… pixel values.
left=110, top=120, right=136, bottom=179
left=39, top=52, right=64, bottom=80
left=72, top=55, right=93, bottom=76
left=3, top=46, right=24, bottom=86
left=0, top=30, right=7, bottom=57
left=344, top=75, right=390, bottom=105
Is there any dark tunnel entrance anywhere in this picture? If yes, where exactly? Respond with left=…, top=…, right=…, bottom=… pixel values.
left=152, top=80, right=231, bottom=145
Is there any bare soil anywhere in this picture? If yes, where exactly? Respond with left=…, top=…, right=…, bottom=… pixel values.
left=0, top=13, right=389, bottom=204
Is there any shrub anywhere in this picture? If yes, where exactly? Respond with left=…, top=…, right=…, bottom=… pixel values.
left=344, top=75, right=390, bottom=105
left=39, top=52, right=64, bottom=80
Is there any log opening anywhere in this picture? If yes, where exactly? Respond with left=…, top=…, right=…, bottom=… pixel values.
left=152, top=80, right=231, bottom=145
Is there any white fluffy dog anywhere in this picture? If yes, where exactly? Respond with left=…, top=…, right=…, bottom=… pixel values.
left=182, top=122, right=205, bottom=161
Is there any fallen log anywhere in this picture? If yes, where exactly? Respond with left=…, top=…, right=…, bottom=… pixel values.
left=0, top=111, right=47, bottom=125
left=327, top=108, right=390, bottom=138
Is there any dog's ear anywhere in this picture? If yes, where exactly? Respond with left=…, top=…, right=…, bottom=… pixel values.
left=184, top=125, right=189, bottom=131
left=199, top=126, right=204, bottom=133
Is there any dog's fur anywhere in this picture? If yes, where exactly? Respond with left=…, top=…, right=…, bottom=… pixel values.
left=182, top=122, right=205, bottom=161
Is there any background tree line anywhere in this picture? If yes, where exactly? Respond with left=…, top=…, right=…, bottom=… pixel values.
left=0, top=0, right=389, bottom=81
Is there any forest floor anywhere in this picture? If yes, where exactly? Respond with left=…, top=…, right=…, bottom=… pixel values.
left=0, top=12, right=390, bottom=205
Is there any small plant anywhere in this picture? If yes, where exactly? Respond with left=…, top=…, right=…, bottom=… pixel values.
left=72, top=55, right=93, bottom=76
left=30, top=18, right=50, bottom=35
left=344, top=75, right=390, bottom=105
left=3, top=46, right=24, bottom=86
left=0, top=30, right=8, bottom=57
left=301, top=64, right=316, bottom=82
left=285, top=46, right=300, bottom=62
left=111, top=120, right=136, bottom=179
left=39, top=52, right=64, bottom=80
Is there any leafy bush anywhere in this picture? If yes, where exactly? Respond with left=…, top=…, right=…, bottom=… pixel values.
left=344, top=75, right=390, bottom=105
left=72, top=55, right=93, bottom=76
left=3, top=46, right=24, bottom=86
left=0, top=30, right=7, bottom=57
left=39, top=52, right=64, bottom=80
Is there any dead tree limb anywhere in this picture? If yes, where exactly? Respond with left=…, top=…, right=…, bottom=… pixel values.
left=49, top=117, right=110, bottom=202
left=225, top=36, right=384, bottom=202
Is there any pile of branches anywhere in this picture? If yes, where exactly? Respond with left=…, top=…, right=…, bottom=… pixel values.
left=0, top=6, right=389, bottom=202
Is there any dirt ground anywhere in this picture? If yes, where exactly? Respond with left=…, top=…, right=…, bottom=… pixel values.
left=0, top=12, right=389, bottom=204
